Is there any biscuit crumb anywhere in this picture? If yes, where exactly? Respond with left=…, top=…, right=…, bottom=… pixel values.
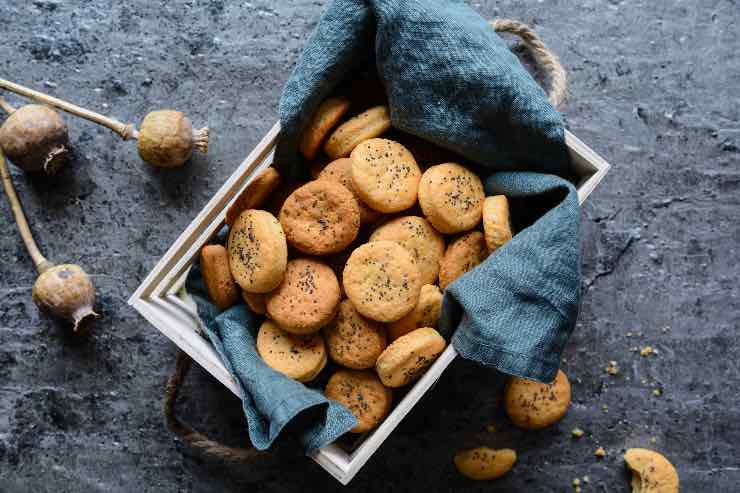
left=629, top=346, right=639, bottom=352
left=486, top=424, right=496, bottom=432
left=653, top=388, right=662, bottom=397
left=594, top=446, right=606, bottom=458
left=661, top=325, right=670, bottom=333
left=583, top=475, right=590, bottom=483
left=605, top=360, right=619, bottom=375
left=572, top=427, right=585, bottom=439
left=602, top=404, right=609, bottom=413
left=650, top=437, right=657, bottom=444
left=640, top=346, right=655, bottom=357
left=626, top=331, right=633, bottom=337
left=572, top=478, right=581, bottom=491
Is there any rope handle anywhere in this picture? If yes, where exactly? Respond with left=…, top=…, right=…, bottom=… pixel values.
left=163, top=351, right=263, bottom=463
left=492, top=19, right=567, bottom=108
left=163, top=19, right=567, bottom=463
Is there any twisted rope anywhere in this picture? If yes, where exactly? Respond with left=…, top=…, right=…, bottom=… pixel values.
left=492, top=19, right=567, bottom=108
left=163, top=351, right=263, bottom=463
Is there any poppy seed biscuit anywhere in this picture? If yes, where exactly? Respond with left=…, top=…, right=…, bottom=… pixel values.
left=350, top=138, right=421, bottom=213
left=438, top=231, right=488, bottom=290
left=483, top=195, right=513, bottom=253
left=266, top=258, right=341, bottom=334
left=318, top=157, right=381, bottom=223
left=324, top=299, right=387, bottom=369
left=256, top=319, right=327, bottom=382
left=369, top=215, right=445, bottom=285
left=228, top=209, right=288, bottom=293
left=200, top=244, right=239, bottom=310
left=375, top=327, right=446, bottom=387
left=343, top=241, right=422, bottom=323
left=324, top=105, right=391, bottom=159
left=418, top=163, right=485, bottom=234
left=623, top=448, right=679, bottom=493
left=299, top=96, right=350, bottom=160
left=325, top=369, right=393, bottom=433
left=454, top=447, right=517, bottom=481
left=279, top=180, right=360, bottom=255
left=388, top=284, right=443, bottom=341
left=504, top=369, right=571, bottom=429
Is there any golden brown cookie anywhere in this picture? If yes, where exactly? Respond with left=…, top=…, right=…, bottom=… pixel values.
left=225, top=167, right=282, bottom=226
left=482, top=195, right=512, bottom=253
left=624, top=449, right=679, bottom=493
left=256, top=319, right=327, bottom=382
left=369, top=215, right=445, bottom=285
left=324, top=105, right=391, bottom=159
left=200, top=244, right=239, bottom=310
left=343, top=241, right=422, bottom=323
left=454, top=447, right=517, bottom=481
left=350, top=138, right=422, bottom=213
left=324, top=369, right=393, bottom=433
left=228, top=209, right=288, bottom=293
left=438, top=231, right=488, bottom=290
left=299, top=96, right=351, bottom=160
left=388, top=284, right=443, bottom=341
left=318, top=157, right=381, bottom=223
left=375, top=327, right=446, bottom=387
left=323, top=299, right=387, bottom=369
left=504, top=369, right=571, bottom=430
left=418, top=163, right=485, bottom=234
left=279, top=180, right=360, bottom=255
left=266, top=258, right=341, bottom=334
left=242, top=291, right=267, bottom=314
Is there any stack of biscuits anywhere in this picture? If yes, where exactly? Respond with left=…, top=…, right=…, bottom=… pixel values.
left=199, top=96, right=514, bottom=434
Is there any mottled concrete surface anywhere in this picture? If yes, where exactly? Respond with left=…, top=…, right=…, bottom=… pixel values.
left=0, top=1, right=738, bottom=491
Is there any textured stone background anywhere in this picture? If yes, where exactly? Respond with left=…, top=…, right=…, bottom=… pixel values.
left=1, top=1, right=738, bottom=491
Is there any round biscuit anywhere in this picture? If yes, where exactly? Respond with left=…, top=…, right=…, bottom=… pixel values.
left=323, top=299, right=387, bottom=369
left=343, top=241, right=422, bottom=323
left=242, top=291, right=267, bottom=314
left=418, top=163, right=485, bottom=234
left=388, top=284, right=443, bottom=341
left=323, top=105, right=391, bottom=159
left=266, top=258, right=341, bottom=334
left=200, top=244, right=239, bottom=310
left=483, top=195, right=513, bottom=253
left=375, top=327, right=446, bottom=387
left=438, top=231, right=488, bottom=290
left=324, top=369, right=393, bottom=433
left=227, top=209, right=288, bottom=293
left=279, top=180, right=360, bottom=255
left=256, top=319, right=327, bottom=382
left=350, top=138, right=421, bottom=213
left=504, top=369, right=571, bottom=429
left=369, top=215, right=445, bottom=285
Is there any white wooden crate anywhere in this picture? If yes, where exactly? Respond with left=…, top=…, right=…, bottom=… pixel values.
left=128, top=123, right=610, bottom=485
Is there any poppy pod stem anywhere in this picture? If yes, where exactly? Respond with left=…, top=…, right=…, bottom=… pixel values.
left=0, top=95, right=16, bottom=115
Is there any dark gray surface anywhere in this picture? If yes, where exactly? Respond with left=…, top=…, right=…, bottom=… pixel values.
left=0, top=1, right=738, bottom=491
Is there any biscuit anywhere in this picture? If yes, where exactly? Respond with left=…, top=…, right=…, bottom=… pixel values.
left=438, top=231, right=488, bottom=290
left=324, top=369, right=393, bottom=433
left=350, top=138, right=422, bottom=213
left=323, top=299, right=387, bottom=369
left=299, top=96, right=351, bottom=160
left=200, top=244, right=239, bottom=310
left=343, top=241, right=422, bottom=323
left=375, top=327, right=446, bottom=387
left=242, top=291, right=266, bottom=314
left=256, top=319, right=327, bottom=382
left=624, top=449, right=679, bottom=493
left=418, top=163, right=485, bottom=234
left=266, top=258, right=341, bottom=334
left=454, top=447, right=517, bottom=481
left=279, top=180, right=360, bottom=255
left=369, top=216, right=445, bottom=285
left=504, top=369, right=571, bottom=429
left=482, top=195, right=512, bottom=253
left=388, top=284, right=443, bottom=341
left=318, top=157, right=381, bottom=223
left=324, top=105, right=391, bottom=159
left=225, top=167, right=282, bottom=226
left=228, top=209, right=288, bottom=293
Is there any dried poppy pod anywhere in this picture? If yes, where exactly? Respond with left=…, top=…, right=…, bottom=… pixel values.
left=0, top=96, right=69, bottom=174
left=0, top=78, right=208, bottom=168
left=0, top=150, right=98, bottom=331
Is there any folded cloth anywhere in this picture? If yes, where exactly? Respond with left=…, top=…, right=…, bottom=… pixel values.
left=187, top=0, right=581, bottom=455
left=186, top=263, right=356, bottom=453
